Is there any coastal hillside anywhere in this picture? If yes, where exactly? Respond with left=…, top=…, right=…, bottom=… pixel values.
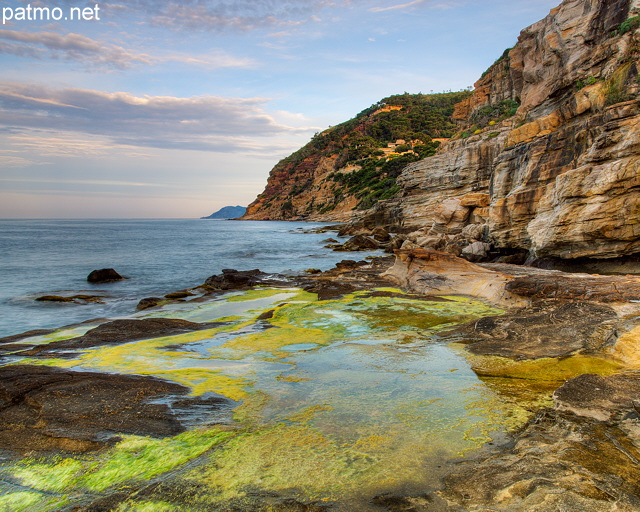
left=201, top=205, right=247, bottom=219
left=245, top=0, right=640, bottom=265
left=242, top=91, right=470, bottom=221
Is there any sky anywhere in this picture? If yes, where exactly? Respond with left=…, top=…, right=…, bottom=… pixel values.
left=0, top=0, right=560, bottom=219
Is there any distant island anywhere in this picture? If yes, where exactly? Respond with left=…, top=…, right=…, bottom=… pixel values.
left=201, top=205, right=246, bottom=219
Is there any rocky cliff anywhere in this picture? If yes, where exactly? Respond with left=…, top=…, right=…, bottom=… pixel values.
left=242, top=92, right=468, bottom=222
left=246, top=0, right=640, bottom=265
left=365, top=0, right=640, bottom=265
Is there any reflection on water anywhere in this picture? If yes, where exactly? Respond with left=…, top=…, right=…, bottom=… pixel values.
left=1, top=288, right=552, bottom=511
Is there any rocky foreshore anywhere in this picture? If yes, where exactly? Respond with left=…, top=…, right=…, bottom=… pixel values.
left=2, top=249, right=640, bottom=511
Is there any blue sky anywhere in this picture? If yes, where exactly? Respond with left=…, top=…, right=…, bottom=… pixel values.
left=0, top=0, right=559, bottom=218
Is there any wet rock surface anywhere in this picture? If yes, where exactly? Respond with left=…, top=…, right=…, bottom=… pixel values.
left=2, top=318, right=224, bottom=357
left=4, top=250, right=640, bottom=510
left=301, top=257, right=394, bottom=299
left=431, top=373, right=640, bottom=512
left=203, top=268, right=288, bottom=291
left=0, top=365, right=231, bottom=455
left=439, top=301, right=619, bottom=359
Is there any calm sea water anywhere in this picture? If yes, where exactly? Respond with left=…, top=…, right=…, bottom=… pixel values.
left=0, top=219, right=378, bottom=337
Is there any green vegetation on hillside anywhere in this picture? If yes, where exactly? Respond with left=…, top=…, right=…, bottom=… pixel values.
left=260, top=91, right=471, bottom=214
left=618, top=15, right=640, bottom=35
left=469, top=99, right=520, bottom=128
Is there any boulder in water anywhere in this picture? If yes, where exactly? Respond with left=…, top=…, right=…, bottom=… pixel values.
left=87, top=268, right=125, bottom=283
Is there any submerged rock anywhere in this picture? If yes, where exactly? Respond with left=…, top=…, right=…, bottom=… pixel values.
left=35, top=294, right=105, bottom=304
left=87, top=268, right=125, bottom=283
left=137, top=296, right=164, bottom=310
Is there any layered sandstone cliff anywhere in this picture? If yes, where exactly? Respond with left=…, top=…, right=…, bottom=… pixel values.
left=375, top=0, right=640, bottom=262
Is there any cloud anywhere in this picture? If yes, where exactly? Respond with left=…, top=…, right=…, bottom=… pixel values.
left=0, top=177, right=170, bottom=187
left=0, top=29, right=153, bottom=69
left=0, top=28, right=259, bottom=71
left=80, top=0, right=347, bottom=33
left=369, top=0, right=427, bottom=13
left=165, top=50, right=257, bottom=69
left=0, top=155, right=43, bottom=167
left=0, top=82, right=318, bottom=153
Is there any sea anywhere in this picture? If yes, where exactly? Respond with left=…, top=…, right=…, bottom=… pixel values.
left=0, top=219, right=381, bottom=338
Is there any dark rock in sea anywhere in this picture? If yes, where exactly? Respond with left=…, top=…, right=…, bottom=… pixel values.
left=87, top=268, right=125, bottom=283
left=35, top=294, right=106, bottom=304
left=333, top=235, right=379, bottom=252
left=137, top=297, right=164, bottom=310
left=201, top=205, right=247, bottom=220
left=303, top=281, right=357, bottom=301
left=204, top=269, right=268, bottom=290
left=0, top=365, right=231, bottom=454
left=164, top=291, right=194, bottom=299
left=335, top=259, right=368, bottom=270
left=322, top=238, right=339, bottom=244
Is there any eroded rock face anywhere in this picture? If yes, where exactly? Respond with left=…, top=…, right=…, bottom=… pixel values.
left=384, top=249, right=640, bottom=306
left=360, top=0, right=640, bottom=262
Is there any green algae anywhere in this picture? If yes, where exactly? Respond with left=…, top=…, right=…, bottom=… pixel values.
left=0, top=491, right=63, bottom=512
left=9, top=428, right=235, bottom=498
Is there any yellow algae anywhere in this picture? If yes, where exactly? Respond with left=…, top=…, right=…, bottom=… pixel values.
left=7, top=357, right=76, bottom=368
left=232, top=391, right=271, bottom=425
left=276, top=373, right=311, bottom=383
left=225, top=287, right=303, bottom=303
left=139, top=288, right=311, bottom=324
left=470, top=354, right=622, bottom=382
left=211, top=323, right=331, bottom=359
left=81, top=429, right=233, bottom=492
left=10, top=457, right=84, bottom=492
left=287, top=404, right=334, bottom=424
left=2, top=286, right=547, bottom=508
left=149, top=369, right=248, bottom=400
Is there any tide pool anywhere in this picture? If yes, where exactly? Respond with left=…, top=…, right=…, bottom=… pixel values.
left=1, top=287, right=553, bottom=511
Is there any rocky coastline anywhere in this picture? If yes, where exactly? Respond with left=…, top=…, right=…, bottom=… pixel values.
left=2, top=241, right=640, bottom=511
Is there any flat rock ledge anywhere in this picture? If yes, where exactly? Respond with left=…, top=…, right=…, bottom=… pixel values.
left=0, top=365, right=231, bottom=455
